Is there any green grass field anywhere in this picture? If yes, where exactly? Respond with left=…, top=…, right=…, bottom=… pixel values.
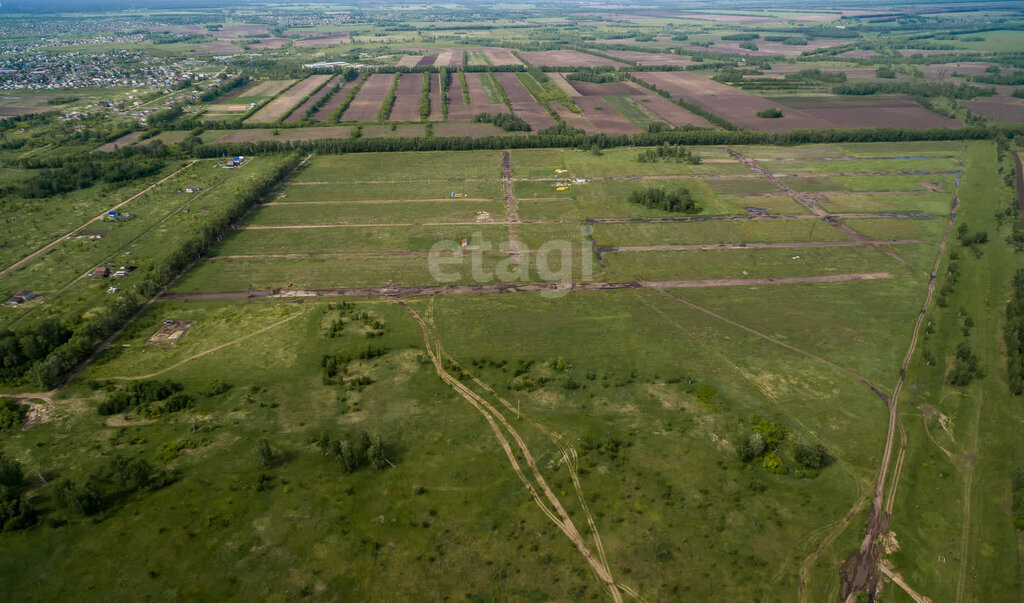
left=1, top=141, right=1019, bottom=602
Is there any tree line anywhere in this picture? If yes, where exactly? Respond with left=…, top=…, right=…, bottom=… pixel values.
left=185, top=123, right=1024, bottom=159
left=11, top=154, right=304, bottom=390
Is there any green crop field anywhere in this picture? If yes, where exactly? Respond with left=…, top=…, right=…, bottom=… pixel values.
left=1, top=4, right=1022, bottom=596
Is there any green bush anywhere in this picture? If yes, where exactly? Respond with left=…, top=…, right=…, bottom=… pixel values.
left=627, top=186, right=700, bottom=213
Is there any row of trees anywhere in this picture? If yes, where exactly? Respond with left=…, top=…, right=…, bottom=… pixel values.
left=473, top=112, right=531, bottom=132
left=1005, top=269, right=1024, bottom=394
left=834, top=80, right=995, bottom=99
left=96, top=379, right=195, bottom=416
left=188, top=124, right=1024, bottom=159
left=198, top=74, right=252, bottom=103
left=636, top=143, right=701, bottom=164
left=19, top=154, right=303, bottom=389
left=377, top=73, right=400, bottom=122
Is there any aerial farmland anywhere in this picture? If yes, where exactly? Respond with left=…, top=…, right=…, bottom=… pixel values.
left=0, top=1, right=1022, bottom=601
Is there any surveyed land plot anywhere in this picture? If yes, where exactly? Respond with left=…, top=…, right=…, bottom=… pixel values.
left=278, top=181, right=504, bottom=203
left=247, top=199, right=507, bottom=226
left=591, top=220, right=854, bottom=248
left=247, top=75, right=331, bottom=123
left=389, top=73, right=426, bottom=122
left=603, top=244, right=914, bottom=282
left=341, top=73, right=393, bottom=122
left=284, top=75, right=342, bottom=123
left=291, top=150, right=503, bottom=183
left=0, top=157, right=290, bottom=330
left=758, top=158, right=961, bottom=175
left=493, top=72, right=557, bottom=131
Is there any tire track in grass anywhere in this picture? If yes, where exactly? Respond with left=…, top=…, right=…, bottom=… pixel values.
left=631, top=290, right=877, bottom=600
left=844, top=159, right=961, bottom=602
left=423, top=299, right=614, bottom=580
left=105, top=309, right=309, bottom=381
left=403, top=300, right=626, bottom=601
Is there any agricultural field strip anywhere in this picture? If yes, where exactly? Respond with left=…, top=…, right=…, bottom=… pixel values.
left=246, top=75, right=331, bottom=123
left=264, top=198, right=515, bottom=205
left=161, top=273, right=898, bottom=301
left=599, top=240, right=922, bottom=253
left=729, top=147, right=938, bottom=269
left=232, top=215, right=939, bottom=229
left=0, top=160, right=197, bottom=277
left=207, top=238, right=922, bottom=260
left=283, top=171, right=958, bottom=186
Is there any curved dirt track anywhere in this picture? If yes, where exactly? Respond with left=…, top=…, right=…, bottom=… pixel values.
left=402, top=301, right=625, bottom=601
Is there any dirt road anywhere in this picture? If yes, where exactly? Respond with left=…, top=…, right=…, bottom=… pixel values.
left=841, top=172, right=961, bottom=601
left=402, top=301, right=623, bottom=601
left=502, top=150, right=521, bottom=267
left=162, top=272, right=896, bottom=301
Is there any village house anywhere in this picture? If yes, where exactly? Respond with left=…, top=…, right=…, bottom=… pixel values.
left=8, top=290, right=37, bottom=304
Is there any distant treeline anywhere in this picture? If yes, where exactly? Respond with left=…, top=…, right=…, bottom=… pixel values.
left=835, top=80, right=996, bottom=99
left=187, top=125, right=1024, bottom=159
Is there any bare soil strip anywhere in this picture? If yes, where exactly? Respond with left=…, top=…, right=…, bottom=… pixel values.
left=389, top=73, right=425, bottom=121
left=247, top=75, right=330, bottom=123
left=341, top=73, right=393, bottom=122
left=284, top=74, right=341, bottom=123
left=311, top=78, right=357, bottom=121
left=0, top=161, right=197, bottom=277
left=502, top=150, right=520, bottom=266
left=493, top=72, right=557, bottom=131
left=161, top=273, right=896, bottom=301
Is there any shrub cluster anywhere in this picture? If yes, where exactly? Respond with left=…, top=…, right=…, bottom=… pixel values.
left=473, top=112, right=531, bottom=132
left=96, top=379, right=193, bottom=416
left=636, top=143, right=701, bottom=164
left=627, top=186, right=700, bottom=213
